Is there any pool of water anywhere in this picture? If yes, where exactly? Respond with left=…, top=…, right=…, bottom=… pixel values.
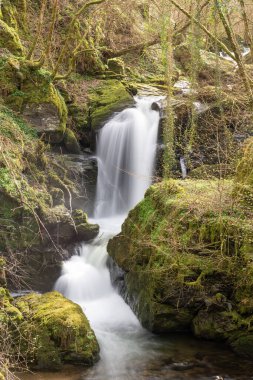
left=18, top=333, right=253, bottom=380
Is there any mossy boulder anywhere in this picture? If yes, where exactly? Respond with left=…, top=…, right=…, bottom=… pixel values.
left=63, top=128, right=81, bottom=154
left=88, top=79, right=132, bottom=130
left=72, top=209, right=99, bottom=241
left=12, top=291, right=99, bottom=369
left=41, top=207, right=99, bottom=244
left=108, top=179, right=253, bottom=357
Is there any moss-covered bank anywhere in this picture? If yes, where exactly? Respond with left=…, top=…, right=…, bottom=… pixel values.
left=108, top=141, right=253, bottom=358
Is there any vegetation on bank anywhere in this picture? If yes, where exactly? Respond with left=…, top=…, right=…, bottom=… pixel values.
left=108, top=139, right=253, bottom=357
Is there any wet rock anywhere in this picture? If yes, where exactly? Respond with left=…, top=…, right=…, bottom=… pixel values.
left=76, top=223, right=99, bottom=241
left=170, top=362, right=195, bottom=371
left=72, top=209, right=99, bottom=241
left=151, top=102, right=161, bottom=112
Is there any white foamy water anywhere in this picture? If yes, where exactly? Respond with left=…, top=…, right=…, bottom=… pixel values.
left=55, top=96, right=164, bottom=379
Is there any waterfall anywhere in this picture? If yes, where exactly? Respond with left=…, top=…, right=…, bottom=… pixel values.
left=55, top=96, right=163, bottom=379
left=94, top=96, right=161, bottom=217
left=180, top=156, right=187, bottom=179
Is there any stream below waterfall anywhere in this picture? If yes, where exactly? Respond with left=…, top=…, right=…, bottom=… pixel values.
left=19, top=97, right=253, bottom=380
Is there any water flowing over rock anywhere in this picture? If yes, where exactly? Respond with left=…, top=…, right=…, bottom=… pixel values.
left=55, top=96, right=166, bottom=378
left=95, top=96, right=162, bottom=217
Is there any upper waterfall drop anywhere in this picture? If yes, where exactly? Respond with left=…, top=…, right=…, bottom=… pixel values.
left=94, top=96, right=162, bottom=218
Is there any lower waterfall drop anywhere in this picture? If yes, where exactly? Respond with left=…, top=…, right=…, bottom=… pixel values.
left=55, top=96, right=163, bottom=379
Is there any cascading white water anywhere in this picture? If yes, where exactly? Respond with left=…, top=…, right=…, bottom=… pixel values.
left=180, top=157, right=187, bottom=179
left=95, top=97, right=161, bottom=217
left=55, top=96, right=164, bottom=379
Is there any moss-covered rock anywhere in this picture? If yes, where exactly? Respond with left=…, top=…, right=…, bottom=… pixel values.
left=5, top=291, right=99, bottom=370
left=108, top=178, right=253, bottom=357
left=88, top=79, right=132, bottom=130
left=72, top=209, right=99, bottom=241
left=63, top=128, right=81, bottom=154
left=230, top=334, right=253, bottom=359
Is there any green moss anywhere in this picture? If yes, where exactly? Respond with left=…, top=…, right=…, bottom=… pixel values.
left=72, top=209, right=88, bottom=224
left=88, top=80, right=132, bottom=129
left=14, top=291, right=99, bottom=369
left=0, top=105, right=37, bottom=138
left=107, top=58, right=125, bottom=75
left=72, top=209, right=99, bottom=241
left=0, top=19, right=24, bottom=55
left=0, top=55, right=67, bottom=143
left=63, top=128, right=81, bottom=154
left=230, top=334, right=253, bottom=359
left=0, top=105, right=64, bottom=251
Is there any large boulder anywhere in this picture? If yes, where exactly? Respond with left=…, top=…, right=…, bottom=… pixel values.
left=2, top=290, right=99, bottom=370
left=108, top=179, right=253, bottom=357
